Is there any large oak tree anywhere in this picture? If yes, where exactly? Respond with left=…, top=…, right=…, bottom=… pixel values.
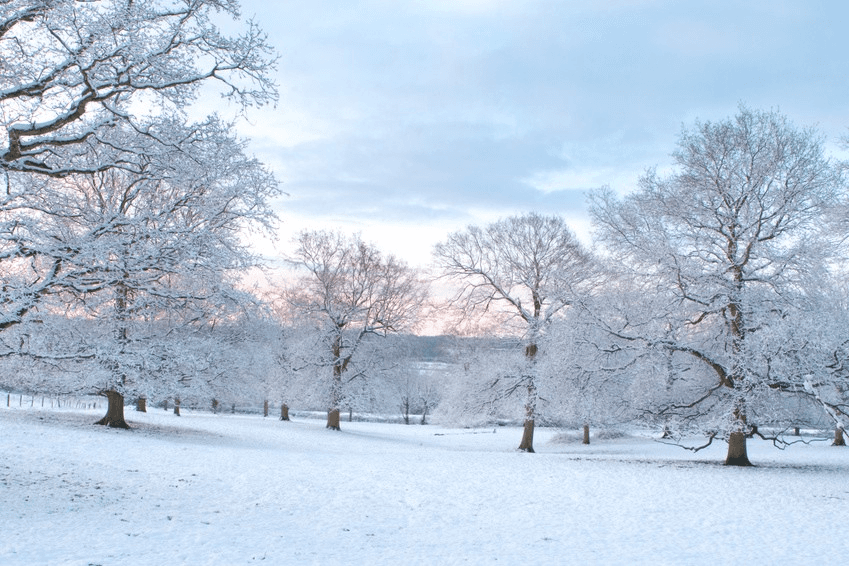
left=590, top=107, right=845, bottom=465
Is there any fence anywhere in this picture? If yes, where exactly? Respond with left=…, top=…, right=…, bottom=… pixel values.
left=2, top=391, right=101, bottom=411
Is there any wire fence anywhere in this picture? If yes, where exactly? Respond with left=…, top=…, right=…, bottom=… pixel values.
left=2, top=391, right=101, bottom=411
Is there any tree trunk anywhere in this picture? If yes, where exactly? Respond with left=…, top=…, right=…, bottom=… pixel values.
left=583, top=424, right=590, bottom=445
left=280, top=403, right=289, bottom=421
left=518, top=343, right=538, bottom=453
left=263, top=399, right=269, bottom=417
left=163, top=399, right=168, bottom=411
left=725, top=397, right=752, bottom=466
left=136, top=397, right=146, bottom=412
left=212, top=399, right=219, bottom=414
left=833, top=427, right=846, bottom=447
left=348, top=407, right=353, bottom=422
left=327, top=337, right=344, bottom=431
left=402, top=397, right=410, bottom=425
left=173, top=398, right=181, bottom=416
left=518, top=419, right=535, bottom=453
left=518, top=382, right=537, bottom=452
left=725, top=432, right=752, bottom=466
left=95, top=391, right=130, bottom=429
left=326, top=408, right=341, bottom=430
left=420, top=404, right=428, bottom=425
left=793, top=426, right=800, bottom=436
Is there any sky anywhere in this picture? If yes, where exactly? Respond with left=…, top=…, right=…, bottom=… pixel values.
left=215, top=0, right=849, bottom=268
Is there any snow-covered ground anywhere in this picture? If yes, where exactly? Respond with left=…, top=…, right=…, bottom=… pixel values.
left=1, top=404, right=847, bottom=565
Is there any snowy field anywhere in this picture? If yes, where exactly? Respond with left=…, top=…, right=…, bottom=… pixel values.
left=2, top=405, right=847, bottom=566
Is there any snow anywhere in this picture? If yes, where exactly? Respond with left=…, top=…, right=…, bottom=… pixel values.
left=2, top=404, right=847, bottom=565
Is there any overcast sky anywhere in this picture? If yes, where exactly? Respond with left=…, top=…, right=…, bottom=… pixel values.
left=221, top=0, right=849, bottom=267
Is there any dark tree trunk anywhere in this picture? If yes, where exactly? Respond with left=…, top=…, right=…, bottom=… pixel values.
left=327, top=336, right=345, bottom=431
left=401, top=397, right=410, bottom=425
left=582, top=424, right=590, bottom=445
left=326, top=408, right=341, bottom=430
left=833, top=427, right=846, bottom=446
left=420, top=404, right=428, bottom=425
left=725, top=432, right=752, bottom=466
left=212, top=399, right=219, bottom=414
left=348, top=407, right=353, bottom=422
left=518, top=343, right=538, bottom=453
left=163, top=399, right=168, bottom=411
left=173, top=398, right=180, bottom=416
left=263, top=399, right=269, bottom=417
left=280, top=403, right=289, bottom=421
left=725, top=397, right=752, bottom=466
left=95, top=391, right=130, bottom=429
left=136, top=397, right=146, bottom=412
left=518, top=419, right=535, bottom=453
left=793, top=426, right=800, bottom=436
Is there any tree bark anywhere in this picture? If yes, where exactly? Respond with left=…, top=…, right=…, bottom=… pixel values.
left=326, top=348, right=343, bottom=430
left=518, top=344, right=538, bottom=452
left=402, top=397, right=410, bottom=424
left=280, top=403, right=289, bottom=421
left=725, top=432, right=752, bottom=466
left=263, top=399, right=269, bottom=417
left=583, top=424, right=590, bottom=445
left=326, top=408, right=341, bottom=430
left=833, top=427, right=846, bottom=447
left=518, top=419, right=535, bottom=453
left=173, top=398, right=181, bottom=416
left=725, top=397, right=752, bottom=466
left=136, top=397, right=146, bottom=412
left=95, top=391, right=130, bottom=429
left=212, top=399, right=219, bottom=414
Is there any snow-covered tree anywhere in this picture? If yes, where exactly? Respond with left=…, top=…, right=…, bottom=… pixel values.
left=285, top=230, right=428, bottom=430
left=539, top=303, right=637, bottom=442
left=0, top=0, right=275, bottom=178
left=767, top=282, right=849, bottom=445
left=1, top=0, right=276, bottom=332
left=590, top=107, right=845, bottom=465
left=433, top=212, right=594, bottom=452
left=0, top=117, right=279, bottom=427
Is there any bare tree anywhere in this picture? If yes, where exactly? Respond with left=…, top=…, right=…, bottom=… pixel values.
left=590, top=106, right=845, bottom=465
left=433, top=212, right=593, bottom=452
left=286, top=230, right=428, bottom=430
